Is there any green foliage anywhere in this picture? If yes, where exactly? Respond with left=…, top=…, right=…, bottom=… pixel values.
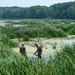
left=68, top=26, right=75, bottom=35
left=57, top=28, right=67, bottom=37
left=0, top=32, right=18, bottom=48
left=52, top=42, right=57, bottom=49
left=53, top=45, right=56, bottom=49
left=47, top=44, right=75, bottom=75
left=0, top=34, right=75, bottom=74
left=0, top=26, right=75, bottom=74
left=0, top=1, right=75, bottom=19
left=2, top=19, right=75, bottom=39
left=8, top=40, right=18, bottom=48
left=23, top=35, right=29, bottom=41
left=2, top=25, right=17, bottom=39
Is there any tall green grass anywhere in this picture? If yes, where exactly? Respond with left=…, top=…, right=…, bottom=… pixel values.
left=47, top=44, right=75, bottom=75
left=0, top=29, right=75, bottom=75
left=0, top=19, right=75, bottom=75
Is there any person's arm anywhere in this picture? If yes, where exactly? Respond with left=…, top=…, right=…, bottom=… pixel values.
left=34, top=47, right=38, bottom=55
left=34, top=50, right=38, bottom=56
left=34, top=50, right=38, bottom=54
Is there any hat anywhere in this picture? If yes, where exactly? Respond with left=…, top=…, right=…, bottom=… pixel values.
left=22, top=44, right=24, bottom=46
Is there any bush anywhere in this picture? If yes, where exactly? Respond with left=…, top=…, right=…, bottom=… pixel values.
left=8, top=40, right=18, bottom=48
left=23, top=35, right=29, bottom=41
left=52, top=42, right=57, bottom=49
left=68, top=26, right=75, bottom=35
left=57, top=28, right=67, bottom=37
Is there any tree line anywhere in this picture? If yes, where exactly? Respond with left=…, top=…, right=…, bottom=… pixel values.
left=0, top=1, right=75, bottom=19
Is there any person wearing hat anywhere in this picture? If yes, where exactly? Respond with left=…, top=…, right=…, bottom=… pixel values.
left=20, top=44, right=26, bottom=57
left=34, top=43, right=42, bottom=59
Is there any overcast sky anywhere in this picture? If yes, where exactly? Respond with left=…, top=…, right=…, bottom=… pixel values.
left=0, top=0, right=74, bottom=7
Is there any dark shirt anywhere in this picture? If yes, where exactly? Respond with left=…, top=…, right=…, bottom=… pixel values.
left=20, top=46, right=26, bottom=55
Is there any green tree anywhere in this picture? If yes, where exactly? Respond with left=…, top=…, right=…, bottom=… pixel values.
left=67, top=6, right=75, bottom=19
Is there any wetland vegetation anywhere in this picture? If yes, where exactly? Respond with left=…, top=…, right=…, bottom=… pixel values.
left=0, top=19, right=75, bottom=75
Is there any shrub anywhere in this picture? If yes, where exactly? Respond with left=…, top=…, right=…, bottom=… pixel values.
left=23, top=35, right=29, bottom=41
left=52, top=42, right=57, bottom=49
left=68, top=26, right=75, bottom=35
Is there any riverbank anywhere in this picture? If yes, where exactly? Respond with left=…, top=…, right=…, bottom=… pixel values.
left=12, top=35, right=75, bottom=60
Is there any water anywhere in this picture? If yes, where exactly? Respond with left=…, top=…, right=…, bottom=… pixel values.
left=12, top=24, right=28, bottom=27
left=18, top=37, right=75, bottom=62
left=0, top=21, right=27, bottom=27
left=0, top=22, right=8, bottom=26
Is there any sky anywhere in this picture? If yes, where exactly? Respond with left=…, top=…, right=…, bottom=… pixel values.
left=0, top=0, right=74, bottom=7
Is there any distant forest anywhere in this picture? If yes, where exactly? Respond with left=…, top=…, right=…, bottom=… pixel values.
left=0, top=1, right=75, bottom=19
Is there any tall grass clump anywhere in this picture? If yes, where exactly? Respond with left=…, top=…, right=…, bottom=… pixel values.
left=23, top=35, right=29, bottom=41
left=0, top=33, right=18, bottom=48
left=47, top=44, right=75, bottom=75
left=68, top=26, right=75, bottom=35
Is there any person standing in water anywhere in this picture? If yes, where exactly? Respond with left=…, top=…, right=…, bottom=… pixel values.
left=34, top=43, right=42, bottom=59
left=20, top=44, right=26, bottom=57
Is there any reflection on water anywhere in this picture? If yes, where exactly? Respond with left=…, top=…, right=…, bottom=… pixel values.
left=12, top=24, right=27, bottom=27
left=0, top=22, right=8, bottom=26
left=0, top=21, right=27, bottom=27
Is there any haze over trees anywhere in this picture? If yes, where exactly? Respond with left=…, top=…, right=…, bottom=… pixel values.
left=0, top=1, right=75, bottom=19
